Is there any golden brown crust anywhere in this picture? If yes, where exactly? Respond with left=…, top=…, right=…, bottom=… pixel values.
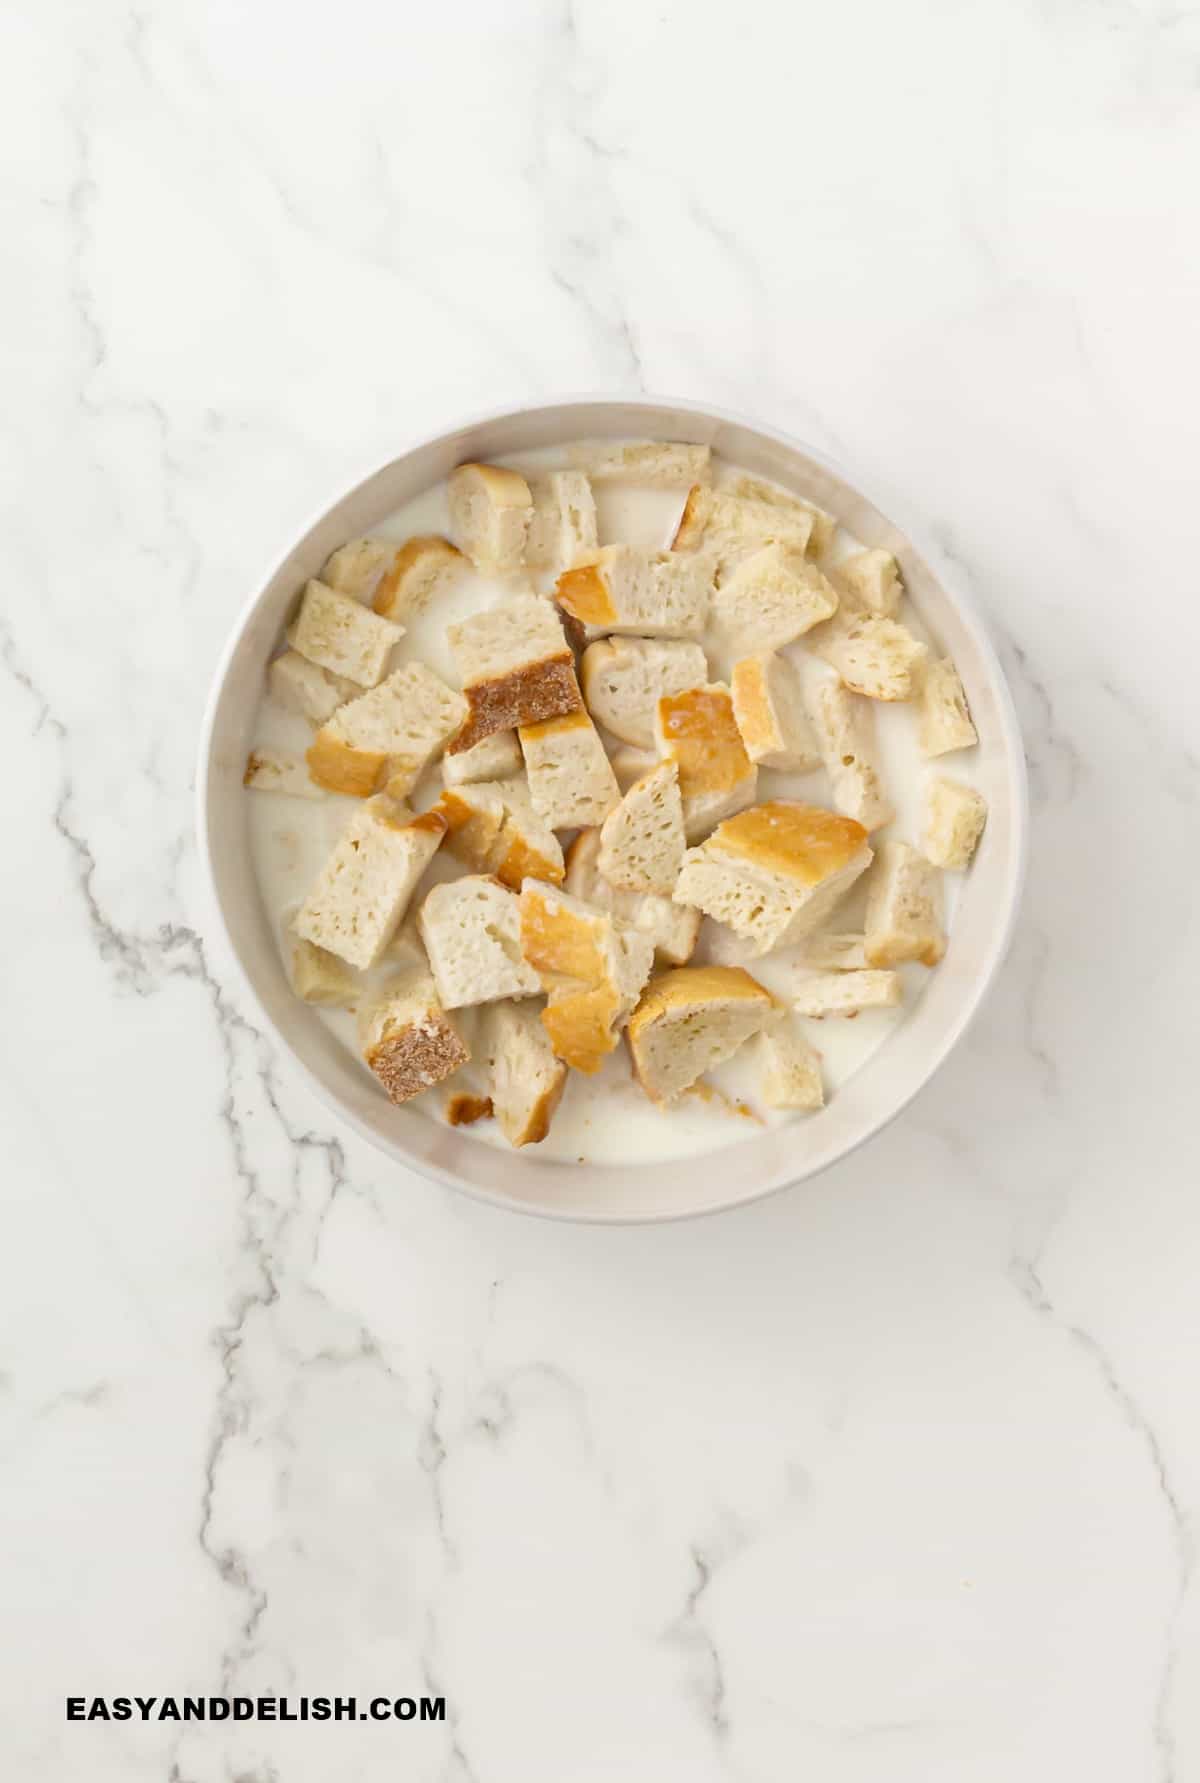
left=448, top=654, right=581, bottom=754
left=445, top=1091, right=493, bottom=1126
left=540, top=984, right=623, bottom=1074
left=707, top=801, right=868, bottom=884
left=493, top=831, right=563, bottom=891
left=628, top=965, right=774, bottom=1038
left=306, top=732, right=388, bottom=797
left=729, top=658, right=773, bottom=754
left=555, top=562, right=617, bottom=628
left=519, top=885, right=609, bottom=983
left=657, top=686, right=752, bottom=799
left=372, top=535, right=464, bottom=618
left=670, top=485, right=708, bottom=551
left=364, top=1016, right=469, bottom=1104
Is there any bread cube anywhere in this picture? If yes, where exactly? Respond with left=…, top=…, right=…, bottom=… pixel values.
left=293, top=799, right=447, bottom=969
left=672, top=484, right=816, bottom=566
left=832, top=548, right=902, bottom=617
left=519, top=710, right=620, bottom=830
left=447, top=594, right=582, bottom=753
left=267, top=650, right=357, bottom=726
left=447, top=462, right=533, bottom=575
left=569, top=441, right=712, bottom=487
left=437, top=779, right=565, bottom=890
left=758, top=1022, right=824, bottom=1110
left=792, top=970, right=902, bottom=1017
left=725, top=475, right=837, bottom=557
left=556, top=546, right=709, bottom=640
left=628, top=965, right=777, bottom=1104
left=483, top=1001, right=568, bottom=1145
left=307, top=662, right=466, bottom=798
left=597, top=761, right=685, bottom=896
left=358, top=973, right=470, bottom=1104
left=320, top=537, right=395, bottom=602
left=524, top=471, right=598, bottom=572
left=566, top=829, right=699, bottom=966
left=731, top=652, right=820, bottom=771
left=445, top=1091, right=494, bottom=1127
left=712, top=544, right=839, bottom=652
left=519, top=879, right=654, bottom=1070
left=654, top=684, right=758, bottom=842
left=813, top=612, right=927, bottom=701
left=287, top=937, right=362, bottom=1006
left=863, top=842, right=946, bottom=967
left=288, top=579, right=403, bottom=688
left=674, top=800, right=872, bottom=958
left=418, top=876, right=541, bottom=1009
left=809, top=679, right=894, bottom=831
left=372, top=535, right=465, bottom=621
left=919, top=657, right=978, bottom=756
left=441, top=729, right=523, bottom=787
left=924, top=776, right=987, bottom=869
left=243, top=748, right=323, bottom=800
left=581, top=636, right=708, bottom=749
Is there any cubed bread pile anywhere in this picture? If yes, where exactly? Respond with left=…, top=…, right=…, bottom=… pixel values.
left=246, top=442, right=987, bottom=1154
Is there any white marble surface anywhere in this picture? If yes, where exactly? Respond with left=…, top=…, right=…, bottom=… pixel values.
left=2, top=1, right=1198, bottom=1777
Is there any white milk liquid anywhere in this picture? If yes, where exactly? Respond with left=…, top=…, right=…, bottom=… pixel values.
left=247, top=446, right=982, bottom=1165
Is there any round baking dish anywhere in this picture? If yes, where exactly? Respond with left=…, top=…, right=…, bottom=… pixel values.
left=197, top=396, right=1027, bottom=1223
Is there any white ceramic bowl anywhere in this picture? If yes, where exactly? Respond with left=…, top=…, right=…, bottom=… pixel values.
left=198, top=396, right=1027, bottom=1223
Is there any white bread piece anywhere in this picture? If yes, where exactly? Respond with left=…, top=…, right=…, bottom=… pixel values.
left=307, top=662, right=466, bottom=799
left=730, top=652, right=820, bottom=771
left=288, top=937, right=361, bottom=1006
left=611, top=745, right=659, bottom=790
left=758, top=1022, right=824, bottom=1110
left=628, top=965, right=777, bottom=1104
left=441, top=729, right=522, bottom=786
left=792, top=969, right=902, bottom=1017
left=725, top=476, right=837, bottom=558
left=518, top=709, right=620, bottom=830
left=418, top=876, right=541, bottom=1010
left=569, top=441, right=712, bottom=487
left=797, top=931, right=869, bottom=970
left=484, top=1001, right=568, bottom=1146
left=268, top=650, right=358, bottom=726
left=243, top=747, right=323, bottom=800
left=814, top=612, right=928, bottom=701
left=357, top=971, right=470, bottom=1104
left=924, top=776, right=987, bottom=869
left=294, top=801, right=447, bottom=970
left=597, top=761, right=685, bottom=895
left=711, top=544, right=839, bottom=652
left=809, top=679, right=895, bottom=831
left=524, top=471, right=598, bottom=571
left=556, top=546, right=710, bottom=641
left=565, top=829, right=699, bottom=966
left=863, top=841, right=946, bottom=967
left=919, top=657, right=978, bottom=756
left=447, top=594, right=581, bottom=753
left=288, top=580, right=404, bottom=688
left=436, top=779, right=565, bottom=890
left=372, top=535, right=466, bottom=622
left=832, top=548, right=902, bottom=617
left=446, top=462, right=533, bottom=575
left=320, top=537, right=394, bottom=602
left=674, top=801, right=873, bottom=958
left=654, top=684, right=758, bottom=842
left=580, top=636, right=707, bottom=748
left=672, top=484, right=814, bottom=565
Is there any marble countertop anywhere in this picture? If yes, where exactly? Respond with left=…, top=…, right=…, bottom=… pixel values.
left=4, top=1, right=1197, bottom=1778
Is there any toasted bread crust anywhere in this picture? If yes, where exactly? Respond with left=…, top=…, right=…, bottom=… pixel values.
left=556, top=562, right=618, bottom=628
left=306, top=732, right=388, bottom=797
left=671, top=485, right=707, bottom=552
left=449, top=654, right=582, bottom=754
left=364, top=1017, right=469, bottom=1104
left=707, top=802, right=869, bottom=884
left=510, top=1068, right=568, bottom=1142
left=541, top=984, right=623, bottom=1074
left=372, top=535, right=464, bottom=619
left=445, top=1091, right=493, bottom=1126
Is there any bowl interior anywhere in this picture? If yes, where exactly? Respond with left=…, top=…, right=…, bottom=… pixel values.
left=200, top=398, right=1026, bottom=1222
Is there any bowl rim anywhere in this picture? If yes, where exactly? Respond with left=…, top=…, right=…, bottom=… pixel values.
left=196, top=392, right=1029, bottom=1225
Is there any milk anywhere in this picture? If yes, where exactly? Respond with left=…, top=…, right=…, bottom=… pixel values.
left=247, top=447, right=981, bottom=1165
